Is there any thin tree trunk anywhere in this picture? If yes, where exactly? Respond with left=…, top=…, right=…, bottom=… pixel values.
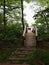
left=21, top=0, right=24, bottom=30
left=3, top=0, right=6, bottom=33
left=43, top=14, right=48, bottom=32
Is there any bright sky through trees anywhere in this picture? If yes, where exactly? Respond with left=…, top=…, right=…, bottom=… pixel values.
left=24, top=1, right=41, bottom=26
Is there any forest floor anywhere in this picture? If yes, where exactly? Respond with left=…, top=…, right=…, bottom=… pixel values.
left=0, top=30, right=49, bottom=65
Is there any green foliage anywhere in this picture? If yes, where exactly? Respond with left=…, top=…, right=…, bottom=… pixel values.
left=38, top=33, right=49, bottom=41
left=25, top=0, right=32, bottom=3
left=0, top=51, right=11, bottom=62
left=0, top=0, right=21, bottom=5
left=0, top=14, right=3, bottom=25
left=37, top=0, right=49, bottom=6
left=34, top=50, right=49, bottom=64
left=0, top=23, right=23, bottom=40
left=34, top=8, right=49, bottom=40
left=0, top=0, right=3, bottom=4
left=0, top=0, right=24, bottom=41
left=28, top=49, right=49, bottom=65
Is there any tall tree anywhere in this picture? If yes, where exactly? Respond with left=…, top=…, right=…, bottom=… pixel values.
left=3, top=0, right=6, bottom=32
left=21, top=0, right=24, bottom=30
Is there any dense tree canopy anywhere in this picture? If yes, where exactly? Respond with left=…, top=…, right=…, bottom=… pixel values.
left=0, top=0, right=49, bottom=41
left=0, top=0, right=23, bottom=40
left=33, top=0, right=49, bottom=40
left=37, top=0, right=49, bottom=6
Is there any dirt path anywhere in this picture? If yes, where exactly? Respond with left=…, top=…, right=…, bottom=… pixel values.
left=24, top=31, right=36, bottom=47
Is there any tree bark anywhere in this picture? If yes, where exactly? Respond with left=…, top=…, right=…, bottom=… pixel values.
left=3, top=0, right=6, bottom=33
left=21, top=0, right=24, bottom=30
left=43, top=14, right=48, bottom=32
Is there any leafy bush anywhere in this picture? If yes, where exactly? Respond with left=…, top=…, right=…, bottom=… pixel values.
left=38, top=33, right=49, bottom=41
left=0, top=23, right=23, bottom=41
left=0, top=51, right=11, bottom=62
left=28, top=49, right=49, bottom=65
left=0, top=33, right=4, bottom=40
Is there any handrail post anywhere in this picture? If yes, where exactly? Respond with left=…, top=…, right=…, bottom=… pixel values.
left=22, top=25, right=27, bottom=46
left=35, top=26, right=38, bottom=47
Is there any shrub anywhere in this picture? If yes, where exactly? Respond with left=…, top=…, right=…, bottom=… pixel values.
left=28, top=49, right=49, bottom=65
left=0, top=23, right=23, bottom=41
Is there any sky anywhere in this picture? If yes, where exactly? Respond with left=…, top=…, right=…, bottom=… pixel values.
left=23, top=1, right=41, bottom=26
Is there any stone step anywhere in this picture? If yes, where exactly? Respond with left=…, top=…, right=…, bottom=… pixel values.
left=8, top=52, right=29, bottom=64
left=16, top=48, right=34, bottom=51
left=8, top=60, right=20, bottom=64
left=14, top=51, right=33, bottom=55
left=0, top=63, right=29, bottom=65
left=17, top=54, right=26, bottom=58
left=14, top=50, right=33, bottom=54
left=10, top=54, right=26, bottom=58
left=6, top=31, right=36, bottom=64
left=8, top=57, right=29, bottom=62
left=8, top=60, right=28, bottom=64
left=9, top=58, right=28, bottom=60
left=20, top=50, right=33, bottom=53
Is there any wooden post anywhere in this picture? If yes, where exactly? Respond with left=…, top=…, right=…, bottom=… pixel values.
left=35, top=26, right=38, bottom=37
left=22, top=26, right=27, bottom=46
left=35, top=26, right=38, bottom=47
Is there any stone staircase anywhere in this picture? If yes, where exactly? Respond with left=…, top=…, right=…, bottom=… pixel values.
left=7, top=31, right=36, bottom=64
left=7, top=47, right=35, bottom=64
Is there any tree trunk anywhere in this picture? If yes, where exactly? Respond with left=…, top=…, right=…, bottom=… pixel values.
left=21, top=0, right=24, bottom=30
left=3, top=0, right=6, bottom=33
left=43, top=14, right=48, bottom=33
